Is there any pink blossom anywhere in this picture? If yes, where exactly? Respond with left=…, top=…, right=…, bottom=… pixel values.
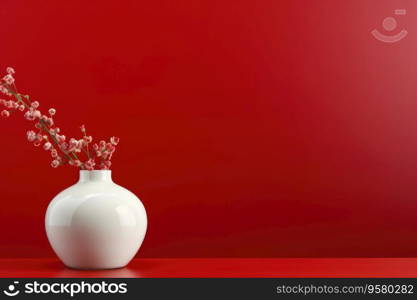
left=51, top=160, right=60, bottom=168
left=0, top=85, right=11, bottom=96
left=32, top=110, right=41, bottom=119
left=83, top=136, right=92, bottom=143
left=75, top=140, right=83, bottom=152
left=6, top=67, right=15, bottom=75
left=24, top=111, right=35, bottom=121
left=31, top=101, right=39, bottom=108
left=48, top=108, right=56, bottom=116
left=102, top=151, right=109, bottom=160
left=68, top=138, right=81, bottom=152
left=1, top=110, right=10, bottom=117
left=18, top=105, right=25, bottom=111
left=3, top=74, right=14, bottom=85
left=33, top=140, right=41, bottom=147
left=51, top=149, right=58, bottom=158
left=27, top=130, right=36, bottom=142
left=110, top=136, right=120, bottom=145
left=106, top=143, right=115, bottom=152
left=84, top=159, right=96, bottom=170
left=57, top=135, right=66, bottom=143
left=5, top=101, right=14, bottom=108
left=43, top=142, right=52, bottom=151
left=80, top=124, right=86, bottom=133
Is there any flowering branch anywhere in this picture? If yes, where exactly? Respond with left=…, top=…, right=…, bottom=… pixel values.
left=0, top=67, right=119, bottom=170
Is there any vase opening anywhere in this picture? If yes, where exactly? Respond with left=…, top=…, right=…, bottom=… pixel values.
left=79, top=170, right=113, bottom=182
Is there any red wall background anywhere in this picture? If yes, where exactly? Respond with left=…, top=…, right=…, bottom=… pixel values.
left=1, top=0, right=417, bottom=257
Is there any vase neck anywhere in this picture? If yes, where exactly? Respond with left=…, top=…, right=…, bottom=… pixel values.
left=79, top=170, right=113, bottom=183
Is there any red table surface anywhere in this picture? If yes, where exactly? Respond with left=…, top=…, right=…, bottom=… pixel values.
left=1, top=258, right=417, bottom=278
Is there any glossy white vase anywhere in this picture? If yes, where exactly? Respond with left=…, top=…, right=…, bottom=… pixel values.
left=45, top=170, right=147, bottom=269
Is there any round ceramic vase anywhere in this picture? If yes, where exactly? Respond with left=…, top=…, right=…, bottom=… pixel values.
left=45, top=170, right=147, bottom=269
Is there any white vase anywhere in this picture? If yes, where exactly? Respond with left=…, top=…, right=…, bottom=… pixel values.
left=45, top=170, right=147, bottom=269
